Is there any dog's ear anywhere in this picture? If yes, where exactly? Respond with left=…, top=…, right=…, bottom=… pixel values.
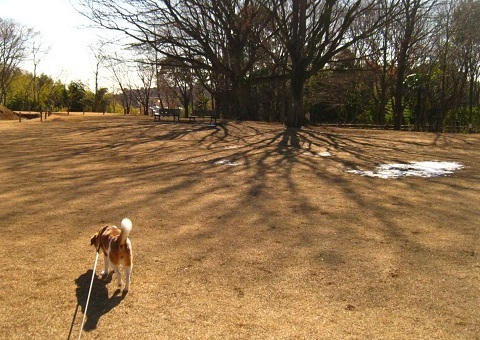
left=99, top=225, right=109, bottom=235
left=90, top=234, right=98, bottom=246
left=90, top=226, right=109, bottom=247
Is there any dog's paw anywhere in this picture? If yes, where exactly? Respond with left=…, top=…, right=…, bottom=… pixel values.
left=100, top=270, right=108, bottom=277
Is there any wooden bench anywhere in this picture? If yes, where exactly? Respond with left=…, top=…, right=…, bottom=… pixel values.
left=189, top=110, right=219, bottom=124
left=153, top=108, right=180, bottom=122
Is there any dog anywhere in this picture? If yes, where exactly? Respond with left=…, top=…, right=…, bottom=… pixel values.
left=90, top=218, right=133, bottom=292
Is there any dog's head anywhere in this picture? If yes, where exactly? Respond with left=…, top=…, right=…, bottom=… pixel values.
left=90, top=226, right=109, bottom=249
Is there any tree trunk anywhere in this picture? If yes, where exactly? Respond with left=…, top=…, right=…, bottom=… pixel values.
left=232, top=78, right=252, bottom=120
left=393, top=39, right=409, bottom=130
left=287, top=68, right=306, bottom=128
left=392, top=0, right=422, bottom=130
left=376, top=36, right=389, bottom=125
left=375, top=76, right=388, bottom=125
left=392, top=84, right=404, bottom=130
left=285, top=0, right=307, bottom=129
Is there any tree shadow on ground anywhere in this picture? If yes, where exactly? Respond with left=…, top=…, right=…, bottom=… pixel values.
left=73, top=270, right=126, bottom=332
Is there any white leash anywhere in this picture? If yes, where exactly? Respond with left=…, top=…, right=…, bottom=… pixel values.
left=78, top=250, right=100, bottom=340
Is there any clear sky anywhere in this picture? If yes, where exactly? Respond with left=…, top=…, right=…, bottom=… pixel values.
left=2, top=0, right=112, bottom=90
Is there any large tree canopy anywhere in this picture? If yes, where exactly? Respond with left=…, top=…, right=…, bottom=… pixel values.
left=79, top=0, right=393, bottom=127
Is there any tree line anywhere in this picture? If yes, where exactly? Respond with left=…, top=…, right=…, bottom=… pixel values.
left=0, top=18, right=115, bottom=113
left=2, top=1, right=480, bottom=131
left=4, top=71, right=113, bottom=114
left=77, top=0, right=480, bottom=130
left=0, top=16, right=201, bottom=116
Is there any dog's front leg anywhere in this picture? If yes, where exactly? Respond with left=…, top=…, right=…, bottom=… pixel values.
left=101, top=255, right=109, bottom=276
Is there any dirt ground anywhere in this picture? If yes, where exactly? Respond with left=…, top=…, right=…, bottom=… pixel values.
left=0, top=113, right=478, bottom=339
left=0, top=105, right=17, bottom=120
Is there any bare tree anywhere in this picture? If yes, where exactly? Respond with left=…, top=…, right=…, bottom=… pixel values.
left=107, top=54, right=135, bottom=115
left=157, top=57, right=195, bottom=116
left=0, top=18, right=34, bottom=106
left=134, top=58, right=156, bottom=115
left=267, top=0, right=395, bottom=127
left=390, top=0, right=437, bottom=129
left=30, top=33, right=51, bottom=118
left=451, top=0, right=480, bottom=129
left=78, top=0, right=275, bottom=120
left=354, top=0, right=398, bottom=125
left=89, top=41, right=109, bottom=112
left=431, top=1, right=457, bottom=131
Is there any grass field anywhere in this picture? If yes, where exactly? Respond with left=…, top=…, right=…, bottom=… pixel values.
left=0, top=113, right=478, bottom=339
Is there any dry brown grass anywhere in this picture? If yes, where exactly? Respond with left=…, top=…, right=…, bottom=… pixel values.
left=0, top=113, right=478, bottom=339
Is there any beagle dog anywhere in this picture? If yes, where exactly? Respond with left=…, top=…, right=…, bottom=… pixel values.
left=91, top=218, right=133, bottom=292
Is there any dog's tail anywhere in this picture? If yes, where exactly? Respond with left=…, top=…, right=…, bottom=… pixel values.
left=119, top=218, right=132, bottom=245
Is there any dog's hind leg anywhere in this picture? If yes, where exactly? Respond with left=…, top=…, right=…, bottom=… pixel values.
left=101, top=255, right=110, bottom=276
left=124, top=266, right=131, bottom=292
left=111, top=263, right=122, bottom=287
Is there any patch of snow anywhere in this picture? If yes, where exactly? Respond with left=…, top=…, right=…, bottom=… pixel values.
left=318, top=151, right=332, bottom=157
left=347, top=161, right=463, bottom=179
left=303, top=151, right=332, bottom=157
left=214, top=159, right=241, bottom=166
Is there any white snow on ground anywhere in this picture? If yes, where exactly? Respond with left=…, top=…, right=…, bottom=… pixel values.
left=347, top=161, right=464, bottom=179
left=214, top=159, right=242, bottom=166
left=318, top=151, right=332, bottom=157
left=303, top=151, right=332, bottom=157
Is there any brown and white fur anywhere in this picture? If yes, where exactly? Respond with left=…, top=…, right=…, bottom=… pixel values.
left=90, top=218, right=133, bottom=292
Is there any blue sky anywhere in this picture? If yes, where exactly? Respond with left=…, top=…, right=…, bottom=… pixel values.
left=2, top=0, right=112, bottom=90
